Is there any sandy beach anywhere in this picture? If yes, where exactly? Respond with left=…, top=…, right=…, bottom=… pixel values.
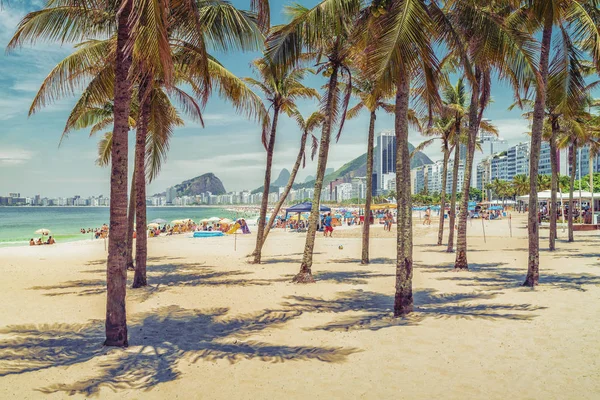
left=0, top=214, right=599, bottom=399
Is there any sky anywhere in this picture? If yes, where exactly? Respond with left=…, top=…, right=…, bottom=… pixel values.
left=0, top=0, right=537, bottom=198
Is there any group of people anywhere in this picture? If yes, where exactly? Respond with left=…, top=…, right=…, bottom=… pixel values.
left=29, top=237, right=55, bottom=246
left=79, top=224, right=109, bottom=239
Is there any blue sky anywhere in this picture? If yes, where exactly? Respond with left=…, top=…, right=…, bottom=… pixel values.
left=0, top=0, right=535, bottom=198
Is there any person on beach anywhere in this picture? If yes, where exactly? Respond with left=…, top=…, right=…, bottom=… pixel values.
left=324, top=213, right=333, bottom=237
left=46, top=236, right=55, bottom=245
left=36, top=238, right=43, bottom=245
left=29, top=238, right=35, bottom=246
left=424, top=207, right=431, bottom=226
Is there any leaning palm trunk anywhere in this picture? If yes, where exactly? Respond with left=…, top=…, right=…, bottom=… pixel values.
left=394, top=75, right=413, bottom=316
left=446, top=138, right=460, bottom=253
left=568, top=143, right=576, bottom=242
left=454, top=76, right=480, bottom=270
left=549, top=119, right=559, bottom=251
left=260, top=128, right=310, bottom=246
left=132, top=79, right=151, bottom=288
left=126, top=173, right=136, bottom=270
left=105, top=0, right=133, bottom=347
left=437, top=149, right=450, bottom=246
left=252, top=107, right=280, bottom=264
left=294, top=66, right=339, bottom=283
left=524, top=18, right=553, bottom=287
left=362, top=111, right=376, bottom=264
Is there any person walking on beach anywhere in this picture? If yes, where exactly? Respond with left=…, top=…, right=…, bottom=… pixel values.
left=324, top=213, right=333, bottom=237
left=424, top=207, right=431, bottom=226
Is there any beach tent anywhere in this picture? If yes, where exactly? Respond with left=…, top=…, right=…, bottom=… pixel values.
left=517, top=190, right=596, bottom=201
left=285, top=202, right=330, bottom=217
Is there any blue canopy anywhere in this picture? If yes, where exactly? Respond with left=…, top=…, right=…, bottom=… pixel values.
left=285, top=202, right=331, bottom=216
left=489, top=205, right=503, bottom=210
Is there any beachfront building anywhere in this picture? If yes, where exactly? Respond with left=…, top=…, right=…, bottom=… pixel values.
left=412, top=166, right=427, bottom=194
left=491, top=154, right=509, bottom=181
left=471, top=124, right=508, bottom=189
left=507, top=142, right=530, bottom=178
left=373, top=130, right=396, bottom=195
left=351, top=177, right=367, bottom=201
left=426, top=161, right=443, bottom=194
left=335, top=183, right=354, bottom=202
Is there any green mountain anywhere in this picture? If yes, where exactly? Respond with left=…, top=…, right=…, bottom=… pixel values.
left=174, top=173, right=226, bottom=196
left=295, top=142, right=433, bottom=189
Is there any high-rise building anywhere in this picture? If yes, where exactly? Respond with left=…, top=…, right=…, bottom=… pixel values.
left=373, top=130, right=396, bottom=195
left=166, top=186, right=177, bottom=204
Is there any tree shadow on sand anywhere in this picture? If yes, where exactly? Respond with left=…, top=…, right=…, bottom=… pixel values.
left=280, top=289, right=545, bottom=332
left=419, top=262, right=600, bottom=291
left=28, top=263, right=283, bottom=301
left=327, top=257, right=395, bottom=265
left=0, top=306, right=359, bottom=396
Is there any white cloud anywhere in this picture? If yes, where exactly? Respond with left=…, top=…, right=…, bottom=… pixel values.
left=0, top=148, right=34, bottom=166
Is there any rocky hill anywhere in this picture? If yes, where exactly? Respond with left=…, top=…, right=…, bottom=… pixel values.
left=173, top=173, right=226, bottom=196
left=272, top=169, right=291, bottom=187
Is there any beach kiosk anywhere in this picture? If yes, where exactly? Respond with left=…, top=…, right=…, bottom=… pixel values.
left=285, top=202, right=331, bottom=230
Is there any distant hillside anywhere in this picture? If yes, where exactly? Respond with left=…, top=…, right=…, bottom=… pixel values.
left=304, top=175, right=314, bottom=183
left=174, top=173, right=226, bottom=196
left=272, top=169, right=291, bottom=187
left=295, top=142, right=433, bottom=189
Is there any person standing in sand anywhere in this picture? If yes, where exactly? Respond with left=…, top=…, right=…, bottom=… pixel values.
left=324, top=213, right=333, bottom=237
left=424, top=207, right=431, bottom=226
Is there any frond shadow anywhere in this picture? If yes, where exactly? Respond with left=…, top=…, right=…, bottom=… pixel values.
left=281, top=289, right=545, bottom=332
left=0, top=306, right=359, bottom=395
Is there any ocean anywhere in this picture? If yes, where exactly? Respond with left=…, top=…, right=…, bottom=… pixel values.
left=0, top=206, right=251, bottom=247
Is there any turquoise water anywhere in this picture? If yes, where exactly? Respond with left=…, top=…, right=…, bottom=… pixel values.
left=0, top=207, right=251, bottom=247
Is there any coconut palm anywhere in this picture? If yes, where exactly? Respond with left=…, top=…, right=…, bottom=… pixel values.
left=266, top=0, right=361, bottom=283
left=259, top=111, right=324, bottom=247
left=428, top=1, right=538, bottom=272
left=513, top=174, right=529, bottom=197
left=517, top=0, right=600, bottom=286
left=245, top=58, right=319, bottom=264
left=362, top=0, right=442, bottom=316
left=345, top=72, right=395, bottom=264
left=8, top=0, right=267, bottom=346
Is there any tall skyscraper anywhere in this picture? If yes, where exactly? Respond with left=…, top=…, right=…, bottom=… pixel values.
left=373, top=130, right=396, bottom=195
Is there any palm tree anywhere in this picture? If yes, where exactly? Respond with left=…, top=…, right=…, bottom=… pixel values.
left=266, top=0, right=361, bottom=283
left=513, top=174, right=529, bottom=196
left=519, top=0, right=600, bottom=287
left=366, top=0, right=441, bottom=315
left=8, top=0, right=267, bottom=345
left=245, top=58, right=319, bottom=264
left=259, top=111, right=324, bottom=247
left=345, top=73, right=395, bottom=264
left=431, top=1, right=537, bottom=271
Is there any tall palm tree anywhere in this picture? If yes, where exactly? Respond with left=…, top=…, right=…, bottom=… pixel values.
left=260, top=111, right=323, bottom=246
left=519, top=0, right=600, bottom=287
left=245, top=58, right=319, bottom=264
left=266, top=0, right=361, bottom=283
left=345, top=73, right=395, bottom=264
left=366, top=0, right=441, bottom=315
left=430, top=1, right=537, bottom=271
left=8, top=0, right=267, bottom=346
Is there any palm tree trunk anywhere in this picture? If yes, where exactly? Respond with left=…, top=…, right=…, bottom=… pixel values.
left=261, top=128, right=310, bottom=246
left=437, top=148, right=450, bottom=246
left=524, top=16, right=553, bottom=287
left=126, top=173, right=136, bottom=270
left=252, top=106, right=280, bottom=264
left=105, top=0, right=132, bottom=347
left=394, top=74, right=413, bottom=316
left=568, top=143, right=576, bottom=242
left=294, top=66, right=339, bottom=283
left=454, top=71, right=481, bottom=270
left=132, top=78, right=151, bottom=288
left=447, top=137, right=461, bottom=253
left=549, top=117, right=559, bottom=251
left=362, top=111, right=376, bottom=264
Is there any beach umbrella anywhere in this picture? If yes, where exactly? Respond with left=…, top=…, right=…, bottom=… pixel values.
left=147, top=223, right=160, bottom=229
left=35, top=228, right=51, bottom=236
left=171, top=219, right=185, bottom=225
left=220, top=218, right=233, bottom=224
left=151, top=218, right=167, bottom=224
left=208, top=217, right=221, bottom=222
left=200, top=218, right=209, bottom=223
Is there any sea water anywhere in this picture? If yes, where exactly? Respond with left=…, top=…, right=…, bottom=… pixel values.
left=0, top=206, right=250, bottom=247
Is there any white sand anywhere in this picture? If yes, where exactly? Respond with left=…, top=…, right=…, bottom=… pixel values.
left=0, top=214, right=599, bottom=399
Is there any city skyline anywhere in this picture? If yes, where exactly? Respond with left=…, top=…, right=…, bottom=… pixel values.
left=0, top=1, right=547, bottom=198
